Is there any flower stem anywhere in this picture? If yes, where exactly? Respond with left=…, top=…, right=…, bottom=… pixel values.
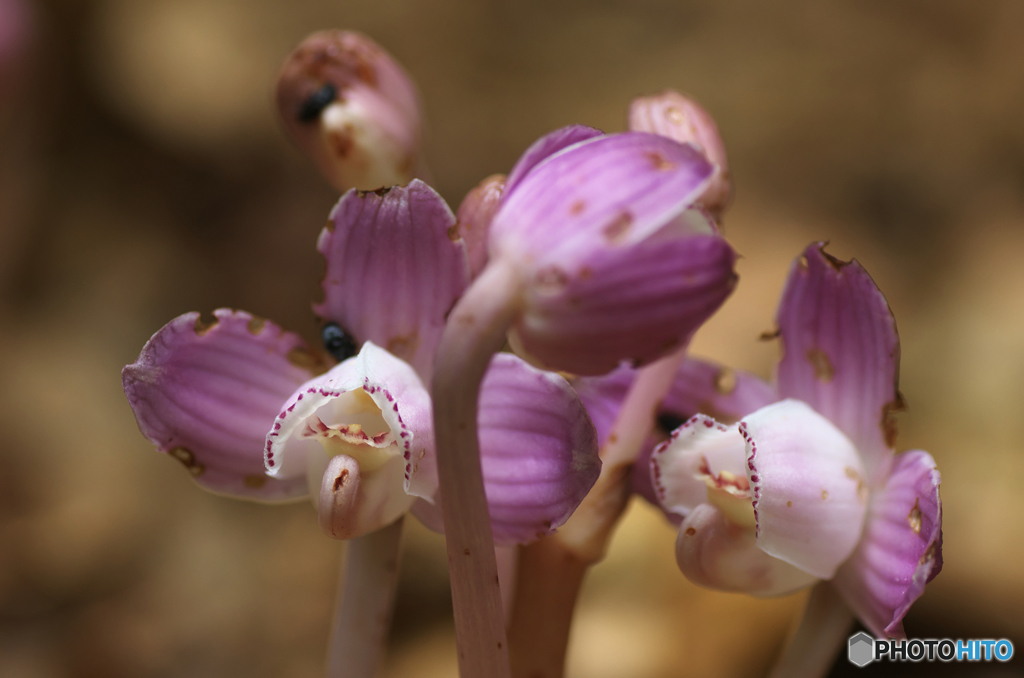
left=767, top=582, right=854, bottom=678
left=432, top=260, right=523, bottom=678
left=508, top=344, right=690, bottom=677
left=326, top=517, right=404, bottom=678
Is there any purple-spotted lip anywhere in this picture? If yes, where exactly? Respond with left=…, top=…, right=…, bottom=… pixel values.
left=262, top=341, right=436, bottom=502
left=264, top=380, right=413, bottom=474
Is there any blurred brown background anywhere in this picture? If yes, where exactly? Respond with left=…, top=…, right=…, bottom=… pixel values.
left=1, top=0, right=1023, bottom=676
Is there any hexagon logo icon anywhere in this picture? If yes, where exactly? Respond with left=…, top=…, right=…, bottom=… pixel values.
left=848, top=632, right=875, bottom=667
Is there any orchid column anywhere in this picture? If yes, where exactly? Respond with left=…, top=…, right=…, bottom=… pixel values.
left=431, top=125, right=738, bottom=677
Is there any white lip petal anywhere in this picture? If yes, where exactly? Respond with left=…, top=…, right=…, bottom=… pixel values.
left=264, top=342, right=434, bottom=538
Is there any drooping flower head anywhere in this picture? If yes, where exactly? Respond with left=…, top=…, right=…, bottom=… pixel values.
left=650, top=243, right=942, bottom=639
left=473, top=125, right=738, bottom=375
left=123, top=180, right=600, bottom=543
left=275, top=30, right=424, bottom=192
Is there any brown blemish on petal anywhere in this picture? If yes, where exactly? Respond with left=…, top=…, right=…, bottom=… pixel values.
left=787, top=501, right=792, bottom=508
left=535, top=266, right=569, bottom=291
left=919, top=541, right=937, bottom=565
left=569, top=200, right=586, bottom=215
left=247, top=316, right=266, bottom=335
left=845, top=467, right=869, bottom=503
left=821, top=489, right=829, bottom=500
left=818, top=245, right=851, bottom=271
left=194, top=313, right=218, bottom=336
left=908, top=498, right=922, bottom=534
left=644, top=150, right=677, bottom=171
left=333, top=468, right=350, bottom=491
left=881, top=391, right=907, bottom=448
left=666, top=106, right=685, bottom=124
left=806, top=348, right=835, bottom=383
left=602, top=210, right=634, bottom=243
left=714, top=367, right=737, bottom=395
left=169, top=446, right=205, bottom=477
left=325, top=218, right=335, bottom=233
left=578, top=267, right=593, bottom=280
left=447, top=223, right=461, bottom=241
left=328, top=127, right=354, bottom=159
left=386, top=333, right=419, bottom=359
left=684, top=527, right=697, bottom=536
left=244, top=474, right=267, bottom=489
left=288, top=347, right=330, bottom=376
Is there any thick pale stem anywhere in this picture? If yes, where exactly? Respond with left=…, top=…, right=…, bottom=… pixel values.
left=326, top=517, right=405, bottom=678
left=768, top=582, right=854, bottom=678
left=432, top=260, right=523, bottom=678
left=509, top=345, right=690, bottom=678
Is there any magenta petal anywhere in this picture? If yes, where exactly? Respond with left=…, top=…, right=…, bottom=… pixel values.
left=412, top=354, right=600, bottom=545
left=742, top=400, right=869, bottom=579
left=502, top=125, right=604, bottom=197
left=511, top=232, right=736, bottom=375
left=314, top=180, right=470, bottom=380
left=476, top=354, right=600, bottom=544
left=833, top=450, right=942, bottom=639
left=122, top=310, right=319, bottom=501
left=775, top=243, right=902, bottom=487
left=491, top=132, right=715, bottom=272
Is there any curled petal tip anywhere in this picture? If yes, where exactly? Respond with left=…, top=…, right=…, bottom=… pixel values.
left=629, top=90, right=732, bottom=219
left=276, top=30, right=422, bottom=191
left=318, top=455, right=362, bottom=539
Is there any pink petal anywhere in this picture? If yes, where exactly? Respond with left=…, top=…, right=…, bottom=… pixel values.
left=490, top=132, right=715, bottom=273
left=510, top=229, right=736, bottom=375
left=628, top=91, right=732, bottom=219
left=275, top=30, right=422, bottom=192
left=775, top=243, right=902, bottom=487
left=676, top=504, right=818, bottom=597
left=502, top=125, right=604, bottom=197
left=265, top=343, right=433, bottom=537
left=314, top=180, right=470, bottom=381
left=455, top=174, right=506, bottom=279
left=650, top=415, right=747, bottom=518
left=832, top=450, right=942, bottom=639
left=122, top=310, right=321, bottom=501
left=411, top=354, right=600, bottom=545
left=741, top=400, right=869, bottom=579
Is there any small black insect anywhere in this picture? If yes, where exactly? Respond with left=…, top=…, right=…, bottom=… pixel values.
left=298, top=83, right=337, bottom=123
left=321, top=322, right=358, bottom=362
left=655, top=411, right=688, bottom=436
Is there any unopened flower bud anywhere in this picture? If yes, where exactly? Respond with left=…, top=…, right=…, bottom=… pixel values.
left=629, top=91, right=732, bottom=219
left=276, top=30, right=422, bottom=192
left=455, top=174, right=505, bottom=279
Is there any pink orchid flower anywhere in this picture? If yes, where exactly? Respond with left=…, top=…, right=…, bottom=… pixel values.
left=648, top=242, right=942, bottom=639
left=123, top=180, right=599, bottom=544
left=449, top=124, right=738, bottom=376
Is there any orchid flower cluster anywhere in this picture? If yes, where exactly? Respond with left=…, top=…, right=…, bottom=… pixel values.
left=122, top=29, right=942, bottom=678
